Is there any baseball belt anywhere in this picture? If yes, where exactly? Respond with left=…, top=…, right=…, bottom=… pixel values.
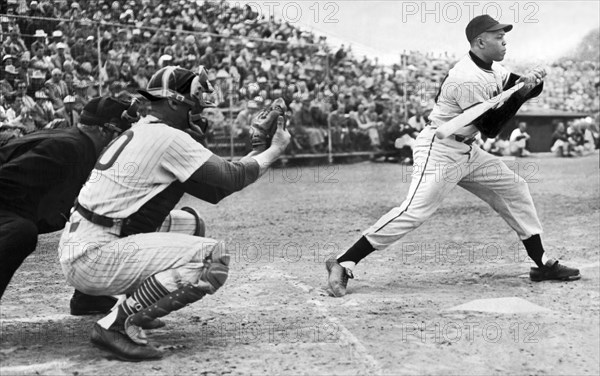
left=74, top=200, right=118, bottom=228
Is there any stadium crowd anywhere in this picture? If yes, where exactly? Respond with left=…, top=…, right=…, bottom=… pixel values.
left=1, top=0, right=599, bottom=156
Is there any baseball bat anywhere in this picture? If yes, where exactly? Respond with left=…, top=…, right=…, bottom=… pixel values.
left=435, top=82, right=525, bottom=139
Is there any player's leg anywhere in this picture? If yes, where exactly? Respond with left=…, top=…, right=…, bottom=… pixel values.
left=0, top=211, right=38, bottom=299
left=459, top=149, right=580, bottom=281
left=327, top=132, right=468, bottom=296
left=157, top=207, right=205, bottom=236
left=72, top=207, right=205, bottom=316
left=64, top=232, right=228, bottom=361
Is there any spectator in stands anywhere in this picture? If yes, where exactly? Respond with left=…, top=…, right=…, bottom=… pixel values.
left=0, top=94, right=6, bottom=121
left=329, top=100, right=350, bottom=152
left=566, top=122, right=585, bottom=155
left=5, top=96, right=34, bottom=135
left=407, top=105, right=429, bottom=132
left=199, top=46, right=218, bottom=69
left=550, top=122, right=572, bottom=157
left=30, top=47, right=53, bottom=75
left=45, top=68, right=69, bottom=110
left=30, top=90, right=54, bottom=130
left=48, top=30, right=67, bottom=55
left=295, top=97, right=324, bottom=153
left=15, top=80, right=35, bottom=111
left=28, top=70, right=47, bottom=96
left=30, top=30, right=48, bottom=56
left=17, top=53, right=31, bottom=82
left=509, top=121, right=531, bottom=157
left=2, top=26, right=27, bottom=56
left=55, top=95, right=78, bottom=128
left=132, top=65, right=149, bottom=91
left=350, top=103, right=381, bottom=151
left=1, top=65, right=19, bottom=96
left=50, top=42, right=71, bottom=71
left=233, top=99, right=260, bottom=138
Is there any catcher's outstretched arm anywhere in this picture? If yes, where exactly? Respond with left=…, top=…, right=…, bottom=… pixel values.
left=184, top=154, right=260, bottom=203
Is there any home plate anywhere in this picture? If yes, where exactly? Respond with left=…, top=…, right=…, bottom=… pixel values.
left=446, top=297, right=551, bottom=314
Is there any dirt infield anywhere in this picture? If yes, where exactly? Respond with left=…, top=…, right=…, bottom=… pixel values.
left=1, top=152, right=599, bottom=375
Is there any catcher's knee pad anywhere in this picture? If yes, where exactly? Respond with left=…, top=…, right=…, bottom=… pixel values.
left=200, top=242, right=230, bottom=293
left=180, top=206, right=206, bottom=237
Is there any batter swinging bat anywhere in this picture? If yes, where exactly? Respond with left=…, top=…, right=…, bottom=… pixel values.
left=435, top=81, right=525, bottom=139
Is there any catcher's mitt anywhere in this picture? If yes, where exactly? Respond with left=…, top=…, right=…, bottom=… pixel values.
left=249, top=97, right=287, bottom=152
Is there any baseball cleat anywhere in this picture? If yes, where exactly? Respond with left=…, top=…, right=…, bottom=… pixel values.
left=91, top=323, right=163, bottom=362
left=529, top=259, right=581, bottom=282
left=70, top=290, right=118, bottom=315
left=325, top=256, right=354, bottom=297
left=139, top=318, right=166, bottom=330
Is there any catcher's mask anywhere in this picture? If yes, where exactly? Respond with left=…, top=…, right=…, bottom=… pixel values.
left=138, top=65, right=215, bottom=133
left=80, top=96, right=140, bottom=133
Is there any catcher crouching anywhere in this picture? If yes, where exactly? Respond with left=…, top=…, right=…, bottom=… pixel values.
left=57, top=66, right=290, bottom=361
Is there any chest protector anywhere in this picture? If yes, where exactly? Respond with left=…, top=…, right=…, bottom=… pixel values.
left=120, top=182, right=185, bottom=237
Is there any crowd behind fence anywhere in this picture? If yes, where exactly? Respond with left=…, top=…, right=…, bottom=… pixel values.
left=1, top=0, right=598, bottom=158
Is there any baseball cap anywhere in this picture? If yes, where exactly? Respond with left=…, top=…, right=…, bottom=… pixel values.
left=80, top=96, right=139, bottom=133
left=465, top=15, right=512, bottom=43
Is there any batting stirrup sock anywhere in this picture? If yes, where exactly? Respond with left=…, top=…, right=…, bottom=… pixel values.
left=121, top=275, right=170, bottom=317
left=337, top=236, right=376, bottom=265
left=522, top=234, right=545, bottom=268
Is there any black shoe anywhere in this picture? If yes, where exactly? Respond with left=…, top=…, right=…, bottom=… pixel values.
left=140, top=318, right=166, bottom=330
left=325, top=256, right=354, bottom=297
left=530, top=259, right=581, bottom=282
left=70, top=290, right=118, bottom=316
left=91, top=323, right=163, bottom=362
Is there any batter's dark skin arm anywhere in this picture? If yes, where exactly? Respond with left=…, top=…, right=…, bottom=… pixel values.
left=473, top=76, right=543, bottom=138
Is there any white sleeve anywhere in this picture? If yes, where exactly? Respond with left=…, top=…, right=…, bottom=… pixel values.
left=161, top=131, right=214, bottom=182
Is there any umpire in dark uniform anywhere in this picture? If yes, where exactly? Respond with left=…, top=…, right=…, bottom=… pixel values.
left=0, top=95, right=139, bottom=314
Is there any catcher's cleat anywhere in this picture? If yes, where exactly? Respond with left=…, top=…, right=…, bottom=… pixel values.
left=325, top=256, right=354, bottom=297
left=90, top=323, right=162, bottom=362
left=180, top=206, right=205, bottom=237
left=530, top=259, right=581, bottom=282
left=139, top=318, right=166, bottom=330
left=70, top=290, right=118, bottom=315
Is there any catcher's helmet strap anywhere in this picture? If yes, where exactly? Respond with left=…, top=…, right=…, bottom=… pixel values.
left=144, top=88, right=196, bottom=106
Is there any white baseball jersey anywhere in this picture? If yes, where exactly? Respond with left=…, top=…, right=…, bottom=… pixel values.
left=428, top=54, right=510, bottom=137
left=362, top=52, right=543, bottom=250
left=78, top=115, right=213, bottom=217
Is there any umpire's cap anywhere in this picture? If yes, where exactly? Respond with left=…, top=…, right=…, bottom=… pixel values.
left=80, top=96, right=140, bottom=133
left=466, top=15, right=512, bottom=43
left=138, top=66, right=215, bottom=108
